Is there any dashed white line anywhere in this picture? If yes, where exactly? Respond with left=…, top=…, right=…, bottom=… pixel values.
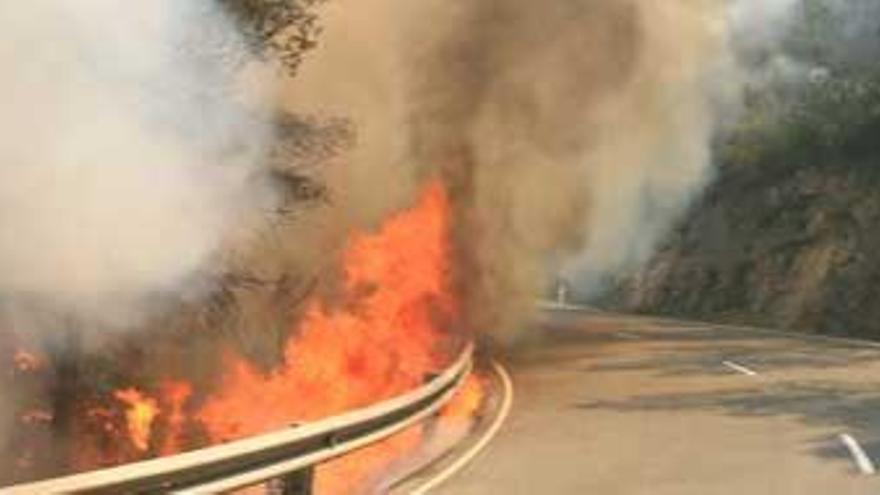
left=410, top=361, right=514, bottom=495
left=840, top=433, right=877, bottom=475
left=722, top=360, right=758, bottom=376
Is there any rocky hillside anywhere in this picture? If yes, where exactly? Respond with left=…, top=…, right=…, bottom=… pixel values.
left=607, top=0, right=880, bottom=339
left=609, top=150, right=880, bottom=338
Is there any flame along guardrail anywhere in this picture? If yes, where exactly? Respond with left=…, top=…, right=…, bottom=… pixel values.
left=1, top=344, right=474, bottom=495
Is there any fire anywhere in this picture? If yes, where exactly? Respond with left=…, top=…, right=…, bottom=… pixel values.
left=197, top=180, right=456, bottom=440
left=159, top=381, right=193, bottom=456
left=194, top=180, right=459, bottom=493
left=440, top=374, right=485, bottom=422
left=316, top=425, right=423, bottom=494
left=55, top=180, right=481, bottom=494
left=114, top=388, right=159, bottom=452
left=13, top=350, right=41, bottom=372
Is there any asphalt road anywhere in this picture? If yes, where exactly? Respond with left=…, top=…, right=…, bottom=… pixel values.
left=429, top=309, right=880, bottom=494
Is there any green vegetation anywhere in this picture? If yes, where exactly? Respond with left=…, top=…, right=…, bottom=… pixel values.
left=723, top=0, right=880, bottom=167
left=612, top=0, right=880, bottom=339
left=221, top=0, right=325, bottom=75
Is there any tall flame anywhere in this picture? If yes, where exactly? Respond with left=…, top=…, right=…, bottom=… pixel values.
left=57, top=180, right=477, bottom=494
left=196, top=179, right=459, bottom=492
left=196, top=180, right=456, bottom=439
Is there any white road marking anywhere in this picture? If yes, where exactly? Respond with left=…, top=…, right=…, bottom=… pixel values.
left=410, top=361, right=515, bottom=495
left=536, top=301, right=591, bottom=312
left=840, top=433, right=877, bottom=475
left=722, top=360, right=758, bottom=376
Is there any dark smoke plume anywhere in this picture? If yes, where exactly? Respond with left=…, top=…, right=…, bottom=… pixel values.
left=282, top=0, right=731, bottom=334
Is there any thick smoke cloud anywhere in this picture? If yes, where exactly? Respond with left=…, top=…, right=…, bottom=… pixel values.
left=283, top=0, right=731, bottom=333
left=0, top=0, right=275, bottom=332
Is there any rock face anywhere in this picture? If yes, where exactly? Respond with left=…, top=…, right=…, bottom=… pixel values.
left=609, top=156, right=880, bottom=339
left=603, top=0, right=880, bottom=339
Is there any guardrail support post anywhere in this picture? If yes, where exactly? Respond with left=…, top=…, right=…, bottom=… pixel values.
left=279, top=467, right=314, bottom=495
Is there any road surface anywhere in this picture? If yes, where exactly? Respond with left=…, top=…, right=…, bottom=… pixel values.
left=427, top=309, right=880, bottom=494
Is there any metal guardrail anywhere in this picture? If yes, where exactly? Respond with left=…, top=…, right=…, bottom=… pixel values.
left=2, top=344, right=473, bottom=494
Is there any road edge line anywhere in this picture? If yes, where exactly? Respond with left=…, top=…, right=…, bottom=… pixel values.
left=840, top=433, right=877, bottom=475
left=722, top=360, right=758, bottom=377
left=409, top=361, right=514, bottom=495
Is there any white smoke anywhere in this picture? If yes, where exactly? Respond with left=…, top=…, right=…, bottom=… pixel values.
left=0, top=0, right=275, bottom=329
left=560, top=1, right=734, bottom=298
left=563, top=0, right=841, bottom=298
left=725, top=0, right=817, bottom=89
left=728, top=0, right=800, bottom=51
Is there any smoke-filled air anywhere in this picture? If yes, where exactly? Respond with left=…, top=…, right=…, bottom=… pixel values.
left=0, top=0, right=274, bottom=333
left=285, top=0, right=733, bottom=333
left=0, top=0, right=817, bottom=492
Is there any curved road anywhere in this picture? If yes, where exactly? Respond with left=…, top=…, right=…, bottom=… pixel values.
left=428, top=309, right=880, bottom=494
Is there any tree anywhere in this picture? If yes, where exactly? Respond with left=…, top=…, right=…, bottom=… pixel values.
left=2, top=2, right=332, bottom=483
left=220, top=0, right=326, bottom=76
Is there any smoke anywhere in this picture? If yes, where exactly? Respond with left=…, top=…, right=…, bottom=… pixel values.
left=728, top=0, right=799, bottom=52
left=552, top=2, right=732, bottom=301
left=724, top=0, right=816, bottom=93
left=727, top=0, right=880, bottom=88
left=0, top=379, right=10, bottom=472
left=281, top=0, right=733, bottom=333
left=0, top=0, right=276, bottom=332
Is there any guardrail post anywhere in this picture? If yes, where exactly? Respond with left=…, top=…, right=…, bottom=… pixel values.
left=279, top=467, right=314, bottom=495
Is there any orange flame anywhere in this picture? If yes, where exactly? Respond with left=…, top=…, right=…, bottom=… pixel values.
left=197, top=180, right=456, bottom=440
left=440, top=374, right=485, bottom=422
left=159, top=381, right=192, bottom=456
left=114, top=388, right=159, bottom=452
left=67, top=180, right=481, bottom=494
left=194, top=180, right=459, bottom=493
